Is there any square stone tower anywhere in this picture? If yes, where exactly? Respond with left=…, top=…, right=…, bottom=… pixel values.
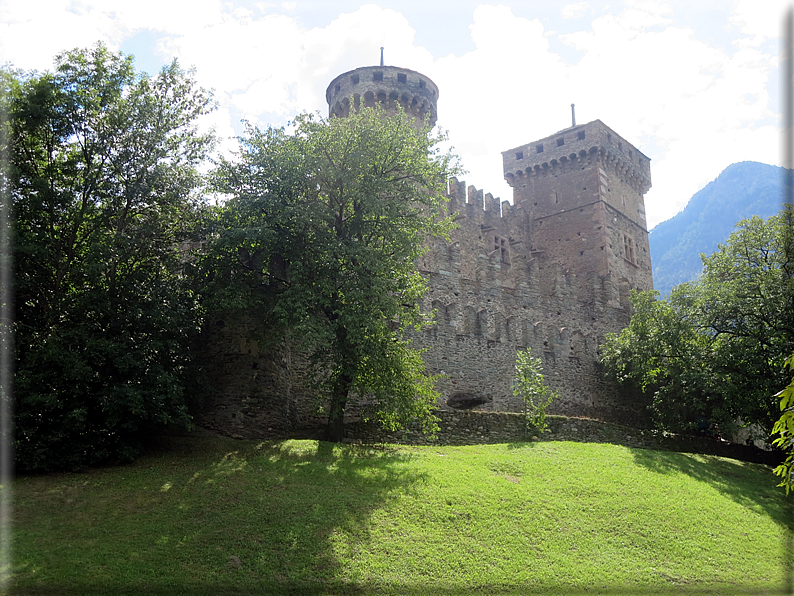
left=502, top=120, right=653, bottom=305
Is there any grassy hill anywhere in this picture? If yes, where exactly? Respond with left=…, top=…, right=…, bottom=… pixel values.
left=649, top=161, right=789, bottom=297
left=8, top=435, right=792, bottom=595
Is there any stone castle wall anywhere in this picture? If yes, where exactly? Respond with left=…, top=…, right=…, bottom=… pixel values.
left=196, top=174, right=652, bottom=438
left=194, top=69, right=655, bottom=439
left=414, top=175, right=647, bottom=425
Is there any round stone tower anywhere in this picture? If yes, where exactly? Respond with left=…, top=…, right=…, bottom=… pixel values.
left=325, top=65, right=438, bottom=128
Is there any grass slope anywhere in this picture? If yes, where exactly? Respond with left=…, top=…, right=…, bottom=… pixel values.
left=8, top=436, right=793, bottom=595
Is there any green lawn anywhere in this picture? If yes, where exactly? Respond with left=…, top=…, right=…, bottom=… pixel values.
left=6, top=436, right=793, bottom=595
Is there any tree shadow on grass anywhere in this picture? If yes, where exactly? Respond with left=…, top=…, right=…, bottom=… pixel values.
left=12, top=435, right=794, bottom=596
left=629, top=447, right=794, bottom=595
left=10, top=436, right=428, bottom=595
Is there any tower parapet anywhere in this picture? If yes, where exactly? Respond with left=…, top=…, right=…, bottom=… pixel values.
left=503, top=120, right=651, bottom=197
left=325, top=65, right=438, bottom=128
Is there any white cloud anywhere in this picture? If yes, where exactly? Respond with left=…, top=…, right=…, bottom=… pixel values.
left=730, top=0, right=788, bottom=43
left=562, top=2, right=589, bottom=20
left=0, top=1, right=782, bottom=229
left=0, top=0, right=117, bottom=70
left=555, top=2, right=778, bottom=226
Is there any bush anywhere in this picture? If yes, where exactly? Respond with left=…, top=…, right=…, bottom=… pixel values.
left=513, top=349, right=557, bottom=433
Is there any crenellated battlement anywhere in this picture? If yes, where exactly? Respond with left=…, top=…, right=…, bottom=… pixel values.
left=326, top=65, right=438, bottom=128
left=445, top=178, right=520, bottom=222
left=503, top=120, right=651, bottom=195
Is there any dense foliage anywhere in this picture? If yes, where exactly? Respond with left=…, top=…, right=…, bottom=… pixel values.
left=203, top=110, right=458, bottom=441
left=601, top=209, right=794, bottom=440
left=649, top=161, right=789, bottom=296
left=512, top=348, right=557, bottom=433
left=7, top=44, right=215, bottom=471
left=771, top=355, right=794, bottom=492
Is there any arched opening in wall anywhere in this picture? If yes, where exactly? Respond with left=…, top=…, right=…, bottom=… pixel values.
left=432, top=300, right=450, bottom=327
left=570, top=331, right=585, bottom=359
left=377, top=92, right=387, bottom=106
left=494, top=313, right=507, bottom=342
left=363, top=91, right=375, bottom=108
left=551, top=191, right=558, bottom=204
left=519, top=321, right=532, bottom=348
left=353, top=93, right=361, bottom=111
left=341, top=97, right=350, bottom=117
left=463, top=306, right=477, bottom=336
left=588, top=147, right=598, bottom=167
left=505, top=316, right=515, bottom=342
left=389, top=91, right=398, bottom=108
left=475, top=308, right=487, bottom=338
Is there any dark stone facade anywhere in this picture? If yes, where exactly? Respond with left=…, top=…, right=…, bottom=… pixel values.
left=195, top=66, right=655, bottom=440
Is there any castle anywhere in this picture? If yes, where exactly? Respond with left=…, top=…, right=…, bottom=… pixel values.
left=197, top=64, right=654, bottom=438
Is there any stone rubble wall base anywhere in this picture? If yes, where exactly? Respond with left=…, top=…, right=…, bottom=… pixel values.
left=342, top=411, right=782, bottom=466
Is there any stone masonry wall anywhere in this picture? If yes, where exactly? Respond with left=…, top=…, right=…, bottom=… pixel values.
left=196, top=118, right=654, bottom=439
left=340, top=412, right=779, bottom=466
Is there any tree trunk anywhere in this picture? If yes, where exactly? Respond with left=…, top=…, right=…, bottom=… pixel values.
left=325, top=373, right=351, bottom=443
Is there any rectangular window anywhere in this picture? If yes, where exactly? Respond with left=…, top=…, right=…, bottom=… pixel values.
left=373, top=72, right=383, bottom=82
left=351, top=74, right=359, bottom=84
left=577, top=131, right=585, bottom=140
left=624, top=236, right=635, bottom=264
left=536, top=144, right=544, bottom=153
left=397, top=73, right=407, bottom=83
left=515, top=151, right=523, bottom=160
left=494, top=236, right=509, bottom=264
left=557, top=138, right=564, bottom=147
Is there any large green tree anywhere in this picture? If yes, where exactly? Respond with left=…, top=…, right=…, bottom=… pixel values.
left=8, top=44, right=215, bottom=471
left=601, top=209, right=794, bottom=439
left=204, top=110, right=458, bottom=442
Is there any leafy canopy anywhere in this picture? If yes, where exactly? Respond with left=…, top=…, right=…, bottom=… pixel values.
left=601, top=209, right=794, bottom=438
left=204, top=108, right=459, bottom=441
left=771, top=355, right=794, bottom=492
left=9, top=43, right=215, bottom=471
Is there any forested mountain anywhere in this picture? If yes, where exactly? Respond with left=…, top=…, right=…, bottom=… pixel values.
left=649, top=161, right=790, bottom=296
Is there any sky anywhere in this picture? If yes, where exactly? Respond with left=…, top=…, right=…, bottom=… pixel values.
left=0, top=0, right=788, bottom=228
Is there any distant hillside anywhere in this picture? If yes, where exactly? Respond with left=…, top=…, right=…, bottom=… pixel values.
left=648, top=161, right=790, bottom=297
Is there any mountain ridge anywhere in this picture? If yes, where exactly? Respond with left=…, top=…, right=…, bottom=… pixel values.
left=648, top=161, right=789, bottom=296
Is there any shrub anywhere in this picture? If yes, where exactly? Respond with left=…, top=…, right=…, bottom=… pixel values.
left=513, top=348, right=557, bottom=433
